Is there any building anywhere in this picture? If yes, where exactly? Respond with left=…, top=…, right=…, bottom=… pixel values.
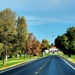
left=49, top=46, right=59, bottom=54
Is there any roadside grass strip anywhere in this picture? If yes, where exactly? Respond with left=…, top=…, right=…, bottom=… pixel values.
left=61, top=58, right=75, bottom=70
left=67, top=58, right=75, bottom=64
left=0, top=56, right=41, bottom=70
left=0, top=59, right=34, bottom=74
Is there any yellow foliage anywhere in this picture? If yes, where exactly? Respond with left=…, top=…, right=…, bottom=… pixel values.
left=0, top=43, right=4, bottom=49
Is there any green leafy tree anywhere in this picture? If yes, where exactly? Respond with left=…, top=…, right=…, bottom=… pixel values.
left=55, top=26, right=75, bottom=57
left=17, top=16, right=28, bottom=58
left=66, top=27, right=75, bottom=56
left=0, top=8, right=16, bottom=65
left=66, top=27, right=75, bottom=41
left=41, top=39, right=50, bottom=56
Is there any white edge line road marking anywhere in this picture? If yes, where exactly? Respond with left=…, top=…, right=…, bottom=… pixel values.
left=61, top=58, right=75, bottom=70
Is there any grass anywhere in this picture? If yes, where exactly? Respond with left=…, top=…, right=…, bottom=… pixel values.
left=0, top=53, right=50, bottom=70
left=67, top=55, right=75, bottom=63
left=0, top=55, right=41, bottom=70
left=0, top=52, right=74, bottom=70
left=58, top=51, right=75, bottom=63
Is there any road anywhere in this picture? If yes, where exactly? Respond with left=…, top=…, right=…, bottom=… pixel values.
left=0, top=55, right=75, bottom=75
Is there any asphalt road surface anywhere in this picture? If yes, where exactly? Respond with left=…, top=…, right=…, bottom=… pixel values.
left=0, top=55, right=75, bottom=75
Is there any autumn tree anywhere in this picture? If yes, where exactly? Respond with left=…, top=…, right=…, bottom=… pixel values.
left=33, top=41, right=41, bottom=56
left=26, top=33, right=41, bottom=58
left=26, top=33, right=35, bottom=58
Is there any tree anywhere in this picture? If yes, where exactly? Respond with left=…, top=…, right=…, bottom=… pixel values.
left=0, top=8, right=16, bottom=65
left=66, top=27, right=75, bottom=56
left=17, top=16, right=28, bottom=58
left=55, top=35, right=62, bottom=50
left=26, top=33, right=35, bottom=58
left=55, top=34, right=70, bottom=56
left=31, top=39, right=41, bottom=56
left=55, top=26, right=75, bottom=57
left=26, top=33, right=41, bottom=58
left=66, top=27, right=75, bottom=41
left=33, top=41, right=41, bottom=56
left=0, top=43, right=4, bottom=59
left=41, top=39, right=50, bottom=56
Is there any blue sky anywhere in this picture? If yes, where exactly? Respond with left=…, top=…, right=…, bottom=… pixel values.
left=0, top=0, right=75, bottom=44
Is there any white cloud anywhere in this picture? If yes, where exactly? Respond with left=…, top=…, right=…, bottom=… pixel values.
left=25, top=15, right=75, bottom=26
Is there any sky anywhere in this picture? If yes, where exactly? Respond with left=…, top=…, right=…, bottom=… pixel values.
left=0, top=0, right=75, bottom=44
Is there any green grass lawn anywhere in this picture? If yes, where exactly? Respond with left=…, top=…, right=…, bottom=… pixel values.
left=0, top=55, right=41, bottom=70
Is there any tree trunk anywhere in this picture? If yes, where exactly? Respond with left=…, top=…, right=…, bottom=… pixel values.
left=41, top=52, right=43, bottom=57
left=5, top=49, right=8, bottom=61
left=3, top=54, right=5, bottom=65
left=24, top=54, right=26, bottom=58
left=5, top=54, right=8, bottom=61
left=16, top=54, right=18, bottom=59
left=68, top=53, right=71, bottom=57
left=30, top=53, right=31, bottom=59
